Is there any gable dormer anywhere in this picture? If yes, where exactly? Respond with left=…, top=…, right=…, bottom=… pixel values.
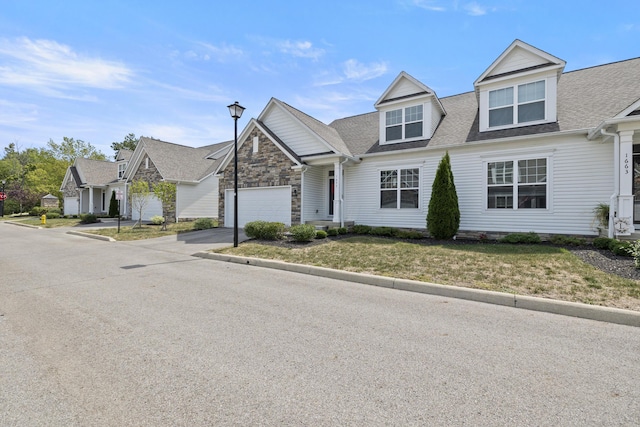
left=475, top=40, right=566, bottom=133
left=115, top=149, right=132, bottom=180
left=375, top=72, right=445, bottom=145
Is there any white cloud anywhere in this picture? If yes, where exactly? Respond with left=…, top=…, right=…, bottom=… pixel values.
left=279, top=40, right=325, bottom=60
left=196, top=42, right=244, bottom=62
left=0, top=37, right=133, bottom=95
left=343, top=59, right=388, bottom=81
left=409, top=0, right=446, bottom=12
left=464, top=2, right=487, bottom=15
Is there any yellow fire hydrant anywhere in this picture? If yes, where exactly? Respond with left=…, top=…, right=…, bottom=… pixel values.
left=41, top=214, right=46, bottom=225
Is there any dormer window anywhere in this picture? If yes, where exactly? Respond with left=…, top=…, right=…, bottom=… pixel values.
left=118, top=163, right=126, bottom=179
left=385, top=104, right=423, bottom=142
left=489, top=80, right=545, bottom=128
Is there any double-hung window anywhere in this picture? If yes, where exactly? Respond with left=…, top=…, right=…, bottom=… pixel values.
left=487, top=158, right=547, bottom=209
left=380, top=168, right=419, bottom=209
left=488, top=80, right=545, bottom=128
left=118, top=163, right=126, bottom=179
left=385, top=105, right=423, bottom=142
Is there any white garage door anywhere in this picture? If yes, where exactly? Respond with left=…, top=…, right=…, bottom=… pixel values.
left=131, top=195, right=163, bottom=221
left=63, top=197, right=79, bottom=216
left=225, top=186, right=291, bottom=228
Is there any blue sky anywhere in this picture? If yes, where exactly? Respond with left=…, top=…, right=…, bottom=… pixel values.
left=1, top=0, right=638, bottom=156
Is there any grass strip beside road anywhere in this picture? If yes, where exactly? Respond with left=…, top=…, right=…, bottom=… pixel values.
left=85, top=222, right=205, bottom=241
left=216, top=236, right=640, bottom=311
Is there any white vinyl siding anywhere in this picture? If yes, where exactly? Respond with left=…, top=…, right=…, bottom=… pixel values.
left=345, top=134, right=612, bottom=235
left=302, top=167, right=327, bottom=221
left=176, top=175, right=219, bottom=219
left=344, top=156, right=428, bottom=229
left=262, top=106, right=328, bottom=156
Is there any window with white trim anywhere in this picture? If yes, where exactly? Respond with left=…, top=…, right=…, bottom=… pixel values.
left=487, top=158, right=547, bottom=209
left=118, top=163, right=126, bottom=179
left=489, top=80, right=545, bottom=128
left=385, top=105, right=423, bottom=142
left=380, top=168, right=419, bottom=209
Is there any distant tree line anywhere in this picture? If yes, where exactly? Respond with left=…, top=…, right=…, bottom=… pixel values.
left=0, top=134, right=138, bottom=215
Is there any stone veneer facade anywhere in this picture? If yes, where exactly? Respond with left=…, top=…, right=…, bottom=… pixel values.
left=218, top=128, right=301, bottom=226
left=130, top=154, right=176, bottom=222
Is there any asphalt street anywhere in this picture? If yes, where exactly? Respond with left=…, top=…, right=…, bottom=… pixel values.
left=1, top=222, right=639, bottom=426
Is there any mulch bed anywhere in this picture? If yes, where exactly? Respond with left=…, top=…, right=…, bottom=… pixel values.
left=247, top=235, right=640, bottom=281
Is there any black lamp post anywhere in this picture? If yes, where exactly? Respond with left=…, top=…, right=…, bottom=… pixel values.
left=227, top=101, right=245, bottom=247
left=1, top=179, right=5, bottom=217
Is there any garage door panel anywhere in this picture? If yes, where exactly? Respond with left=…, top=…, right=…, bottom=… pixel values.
left=131, top=195, right=163, bottom=221
left=225, top=187, right=291, bottom=227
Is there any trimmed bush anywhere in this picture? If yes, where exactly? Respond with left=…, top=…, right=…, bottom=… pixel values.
left=352, top=224, right=372, bottom=235
left=593, top=237, right=614, bottom=250
left=244, top=220, right=285, bottom=240
left=397, top=230, right=424, bottom=239
left=549, top=235, right=586, bottom=246
left=337, top=227, right=348, bottom=235
left=193, top=218, right=215, bottom=230
left=315, top=230, right=327, bottom=239
left=79, top=213, right=99, bottom=224
left=29, top=206, right=47, bottom=216
left=370, top=226, right=399, bottom=237
left=609, top=240, right=632, bottom=257
left=150, top=215, right=164, bottom=225
left=108, top=191, right=119, bottom=217
left=327, top=228, right=339, bottom=236
left=427, top=151, right=460, bottom=240
left=500, top=232, right=541, bottom=244
left=46, top=212, right=61, bottom=219
left=289, top=224, right=317, bottom=242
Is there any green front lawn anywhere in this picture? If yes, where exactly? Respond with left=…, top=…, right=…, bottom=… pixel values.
left=216, top=236, right=640, bottom=311
left=86, top=221, right=216, bottom=241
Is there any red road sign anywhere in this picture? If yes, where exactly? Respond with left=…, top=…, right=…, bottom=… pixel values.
left=0, top=192, right=6, bottom=201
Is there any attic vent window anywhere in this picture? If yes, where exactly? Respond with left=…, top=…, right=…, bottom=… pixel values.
left=145, top=158, right=149, bottom=169
left=385, top=105, right=423, bottom=142
left=253, top=136, right=259, bottom=153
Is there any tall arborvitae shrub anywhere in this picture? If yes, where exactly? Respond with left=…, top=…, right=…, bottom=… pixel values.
left=108, top=190, right=119, bottom=217
left=427, top=151, right=460, bottom=239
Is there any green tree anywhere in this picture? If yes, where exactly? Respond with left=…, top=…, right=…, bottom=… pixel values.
left=427, top=151, right=460, bottom=240
left=111, top=133, right=139, bottom=159
left=108, top=190, right=119, bottom=218
left=130, top=179, right=151, bottom=228
left=47, top=137, right=106, bottom=165
left=153, top=181, right=176, bottom=231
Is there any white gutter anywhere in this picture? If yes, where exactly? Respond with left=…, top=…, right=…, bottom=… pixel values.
left=601, top=127, right=619, bottom=239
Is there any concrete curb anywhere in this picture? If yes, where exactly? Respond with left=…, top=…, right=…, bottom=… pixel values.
left=194, top=251, right=640, bottom=328
left=66, top=230, right=116, bottom=242
left=3, top=221, right=41, bottom=229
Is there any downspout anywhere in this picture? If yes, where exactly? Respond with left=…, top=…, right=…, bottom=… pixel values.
left=601, top=127, right=619, bottom=239
left=300, top=167, right=306, bottom=224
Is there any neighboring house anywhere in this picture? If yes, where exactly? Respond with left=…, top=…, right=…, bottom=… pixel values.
left=60, top=149, right=133, bottom=216
left=215, top=39, right=640, bottom=238
left=123, top=136, right=231, bottom=222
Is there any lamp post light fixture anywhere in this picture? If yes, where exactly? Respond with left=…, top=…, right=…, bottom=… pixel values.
left=1, top=179, right=5, bottom=218
left=227, top=101, right=245, bottom=247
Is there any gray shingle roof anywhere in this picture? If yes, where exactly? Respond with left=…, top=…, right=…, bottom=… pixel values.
left=137, top=137, right=231, bottom=182
left=328, top=57, right=640, bottom=155
left=74, top=157, right=118, bottom=186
